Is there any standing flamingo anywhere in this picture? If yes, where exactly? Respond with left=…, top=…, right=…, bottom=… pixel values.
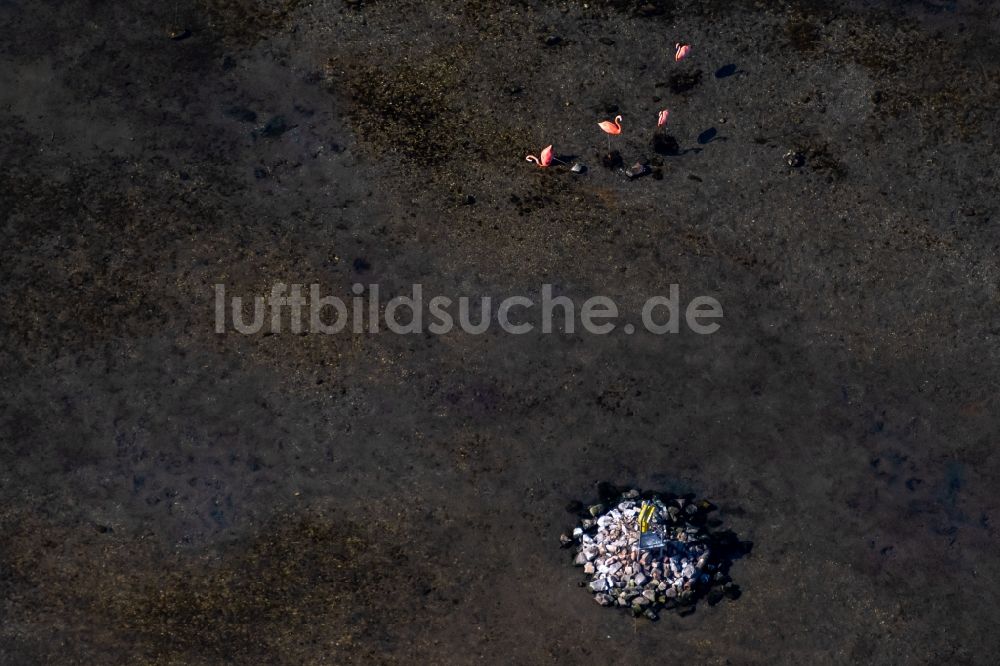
left=597, top=115, right=622, bottom=152
left=657, top=109, right=670, bottom=129
left=526, top=144, right=554, bottom=167
left=675, top=43, right=691, bottom=61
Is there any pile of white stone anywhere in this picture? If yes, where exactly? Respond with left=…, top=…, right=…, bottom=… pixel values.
left=567, top=490, right=712, bottom=619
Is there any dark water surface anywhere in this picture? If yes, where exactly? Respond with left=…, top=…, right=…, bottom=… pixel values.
left=1, top=0, right=999, bottom=662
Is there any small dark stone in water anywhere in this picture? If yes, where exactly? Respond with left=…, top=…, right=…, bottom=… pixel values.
left=253, top=167, right=268, bottom=179
left=599, top=36, right=615, bottom=46
left=601, top=150, right=624, bottom=169
left=652, top=167, right=663, bottom=180
left=785, top=150, right=806, bottom=167
left=261, top=115, right=290, bottom=138
left=353, top=257, right=371, bottom=273
left=463, top=194, right=476, bottom=205
left=169, top=28, right=191, bottom=41
left=652, top=134, right=679, bottom=156
left=545, top=35, right=562, bottom=47
left=707, top=588, right=725, bottom=606
left=626, top=162, right=650, bottom=179
left=688, top=174, right=703, bottom=182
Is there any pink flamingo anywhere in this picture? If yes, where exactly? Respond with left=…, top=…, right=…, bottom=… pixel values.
left=657, top=109, right=670, bottom=129
left=597, top=115, right=622, bottom=152
left=526, top=144, right=554, bottom=167
left=675, top=43, right=691, bottom=62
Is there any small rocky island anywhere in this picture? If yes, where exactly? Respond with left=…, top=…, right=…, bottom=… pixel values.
left=563, top=486, right=749, bottom=620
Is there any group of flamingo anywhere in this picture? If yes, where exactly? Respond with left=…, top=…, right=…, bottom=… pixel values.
left=526, top=42, right=692, bottom=168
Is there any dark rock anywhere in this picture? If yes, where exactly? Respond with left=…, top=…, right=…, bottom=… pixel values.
left=598, top=37, right=615, bottom=46
left=353, top=257, right=371, bottom=273
left=463, top=194, right=476, bottom=205
left=785, top=150, right=806, bottom=167
left=544, top=35, right=562, bottom=47
left=168, top=28, right=191, bottom=41
left=626, top=162, right=650, bottom=179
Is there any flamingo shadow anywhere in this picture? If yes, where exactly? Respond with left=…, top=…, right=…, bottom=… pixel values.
left=715, top=63, right=750, bottom=79
left=698, top=128, right=728, bottom=145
